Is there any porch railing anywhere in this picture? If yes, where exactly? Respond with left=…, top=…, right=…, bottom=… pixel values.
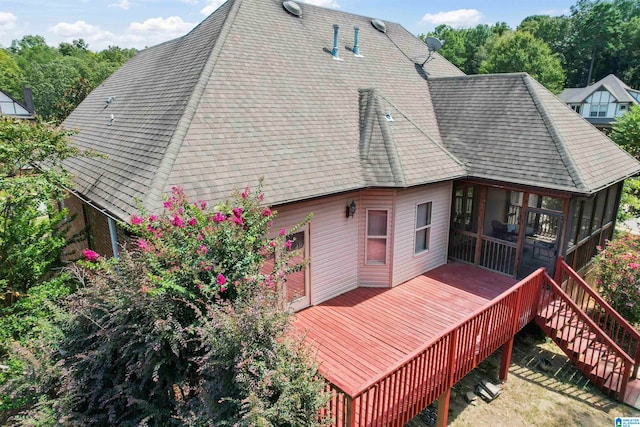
left=554, top=257, right=640, bottom=378
left=480, top=236, right=516, bottom=276
left=322, top=269, right=543, bottom=426
left=449, top=229, right=477, bottom=264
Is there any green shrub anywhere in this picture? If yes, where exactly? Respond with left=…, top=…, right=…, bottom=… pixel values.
left=53, top=186, right=326, bottom=426
left=595, top=233, right=640, bottom=325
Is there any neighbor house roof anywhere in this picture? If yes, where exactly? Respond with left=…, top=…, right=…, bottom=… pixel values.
left=429, top=73, right=640, bottom=194
left=0, top=88, right=33, bottom=118
left=559, top=74, right=640, bottom=104
left=62, top=0, right=640, bottom=221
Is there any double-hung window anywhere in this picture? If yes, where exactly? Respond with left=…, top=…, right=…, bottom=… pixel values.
left=415, top=202, right=432, bottom=254
left=366, top=210, right=388, bottom=264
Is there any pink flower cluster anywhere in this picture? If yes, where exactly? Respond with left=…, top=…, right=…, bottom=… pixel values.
left=83, top=249, right=99, bottom=262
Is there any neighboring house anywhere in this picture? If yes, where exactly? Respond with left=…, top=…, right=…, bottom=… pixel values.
left=0, top=87, right=34, bottom=119
left=60, top=0, right=640, bottom=424
left=559, top=74, right=640, bottom=131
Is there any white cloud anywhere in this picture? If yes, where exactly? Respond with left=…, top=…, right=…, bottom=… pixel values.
left=420, top=9, right=484, bottom=28
left=49, top=20, right=103, bottom=37
left=108, top=0, right=131, bottom=10
left=538, top=8, right=570, bottom=16
left=128, top=16, right=195, bottom=33
left=299, top=0, right=340, bottom=8
left=0, top=12, right=17, bottom=30
left=200, top=0, right=226, bottom=16
left=182, top=0, right=199, bottom=4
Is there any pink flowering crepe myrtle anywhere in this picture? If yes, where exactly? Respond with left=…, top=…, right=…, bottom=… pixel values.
left=82, top=249, right=99, bottom=262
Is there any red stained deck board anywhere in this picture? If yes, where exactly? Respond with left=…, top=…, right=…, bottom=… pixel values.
left=293, top=262, right=517, bottom=396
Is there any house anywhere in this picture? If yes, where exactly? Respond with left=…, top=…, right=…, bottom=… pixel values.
left=60, top=0, right=640, bottom=424
left=559, top=74, right=640, bottom=131
left=0, top=87, right=34, bottom=119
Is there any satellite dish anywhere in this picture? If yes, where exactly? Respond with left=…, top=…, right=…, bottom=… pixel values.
left=421, top=37, right=445, bottom=66
left=425, top=37, right=444, bottom=52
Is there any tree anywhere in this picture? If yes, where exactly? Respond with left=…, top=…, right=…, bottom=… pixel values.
left=480, top=31, right=565, bottom=93
left=0, top=50, right=24, bottom=99
left=610, top=105, right=640, bottom=220
left=0, top=117, right=81, bottom=298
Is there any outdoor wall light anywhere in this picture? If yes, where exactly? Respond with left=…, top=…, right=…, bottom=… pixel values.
left=346, top=200, right=357, bottom=218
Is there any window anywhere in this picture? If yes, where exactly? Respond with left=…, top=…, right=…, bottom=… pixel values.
left=415, top=202, right=432, bottom=254
left=570, top=104, right=581, bottom=114
left=620, top=104, right=627, bottom=111
left=588, top=90, right=612, bottom=117
left=366, top=210, right=388, bottom=264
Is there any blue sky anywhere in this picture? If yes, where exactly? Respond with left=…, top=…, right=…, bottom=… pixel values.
left=0, top=0, right=576, bottom=51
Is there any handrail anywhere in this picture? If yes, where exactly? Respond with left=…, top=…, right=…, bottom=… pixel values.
left=556, top=257, right=640, bottom=378
left=541, top=272, right=633, bottom=398
left=543, top=272, right=633, bottom=365
left=348, top=268, right=543, bottom=398
left=557, top=258, right=640, bottom=344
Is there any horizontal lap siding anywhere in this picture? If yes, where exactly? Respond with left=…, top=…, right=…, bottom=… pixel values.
left=272, top=193, right=359, bottom=306
left=392, top=182, right=452, bottom=286
left=359, top=189, right=395, bottom=287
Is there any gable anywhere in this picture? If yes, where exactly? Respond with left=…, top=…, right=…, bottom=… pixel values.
left=0, top=90, right=31, bottom=117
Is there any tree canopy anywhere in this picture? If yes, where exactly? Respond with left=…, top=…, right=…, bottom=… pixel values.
left=480, top=31, right=565, bottom=93
left=422, top=0, right=640, bottom=91
left=2, top=36, right=136, bottom=123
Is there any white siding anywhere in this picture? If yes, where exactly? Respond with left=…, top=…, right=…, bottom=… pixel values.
left=391, top=182, right=452, bottom=286
left=272, top=193, right=359, bottom=305
left=359, top=189, right=395, bottom=287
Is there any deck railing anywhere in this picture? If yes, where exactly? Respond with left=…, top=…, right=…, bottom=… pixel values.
left=538, top=271, right=633, bottom=399
left=555, top=257, right=640, bottom=378
left=322, top=269, right=543, bottom=426
left=449, top=229, right=477, bottom=264
left=479, top=236, right=516, bottom=276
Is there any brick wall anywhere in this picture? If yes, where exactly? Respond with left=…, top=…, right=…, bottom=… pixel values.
left=61, top=193, right=117, bottom=261
left=61, top=193, right=88, bottom=261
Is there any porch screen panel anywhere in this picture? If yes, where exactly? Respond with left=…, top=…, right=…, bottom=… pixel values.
left=367, top=210, right=388, bottom=264
left=604, top=184, right=618, bottom=224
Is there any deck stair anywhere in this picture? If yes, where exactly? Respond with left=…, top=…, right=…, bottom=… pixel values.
left=535, top=259, right=640, bottom=407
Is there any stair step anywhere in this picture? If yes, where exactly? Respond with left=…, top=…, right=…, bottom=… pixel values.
left=546, top=309, right=573, bottom=331
left=567, top=331, right=597, bottom=354
left=540, top=299, right=566, bottom=319
left=580, top=342, right=609, bottom=368
left=590, top=359, right=618, bottom=383
left=556, top=319, right=586, bottom=342
left=604, top=370, right=625, bottom=394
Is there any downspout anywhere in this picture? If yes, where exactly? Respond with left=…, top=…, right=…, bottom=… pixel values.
left=108, top=217, right=119, bottom=258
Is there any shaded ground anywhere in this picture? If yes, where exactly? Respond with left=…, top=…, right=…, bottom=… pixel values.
left=408, top=325, right=639, bottom=426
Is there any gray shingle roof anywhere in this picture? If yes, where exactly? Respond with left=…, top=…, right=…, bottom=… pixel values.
left=429, top=73, right=640, bottom=194
left=62, top=0, right=640, bottom=221
left=559, top=74, right=640, bottom=104
left=62, top=0, right=465, bottom=219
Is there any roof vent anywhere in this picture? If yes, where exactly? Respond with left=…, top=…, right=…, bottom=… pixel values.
left=282, top=1, right=302, bottom=17
left=371, top=19, right=386, bottom=33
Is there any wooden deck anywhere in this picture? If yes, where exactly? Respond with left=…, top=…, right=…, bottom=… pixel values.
left=293, top=262, right=518, bottom=397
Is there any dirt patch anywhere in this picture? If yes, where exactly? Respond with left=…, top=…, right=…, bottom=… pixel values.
left=407, top=324, right=639, bottom=427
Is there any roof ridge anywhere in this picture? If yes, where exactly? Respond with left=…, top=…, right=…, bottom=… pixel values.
left=522, top=74, right=588, bottom=193
left=429, top=72, right=528, bottom=82
left=382, top=88, right=466, bottom=170
left=144, top=0, right=242, bottom=212
left=374, top=92, right=406, bottom=186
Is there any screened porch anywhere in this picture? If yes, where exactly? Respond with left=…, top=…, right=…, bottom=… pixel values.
left=449, top=180, right=621, bottom=278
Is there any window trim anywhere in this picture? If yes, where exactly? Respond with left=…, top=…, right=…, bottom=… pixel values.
left=365, top=208, right=389, bottom=265
left=414, top=201, right=432, bottom=256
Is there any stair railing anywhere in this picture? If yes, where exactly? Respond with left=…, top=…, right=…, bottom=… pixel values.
left=555, top=257, right=640, bottom=378
left=540, top=272, right=633, bottom=399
